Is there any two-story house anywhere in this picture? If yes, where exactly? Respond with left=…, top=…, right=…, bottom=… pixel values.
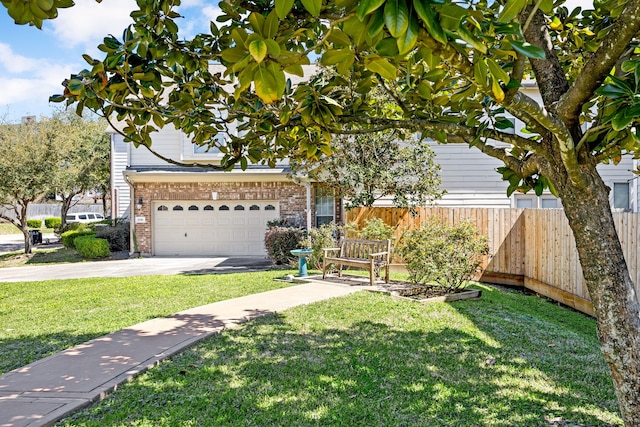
left=111, top=73, right=639, bottom=257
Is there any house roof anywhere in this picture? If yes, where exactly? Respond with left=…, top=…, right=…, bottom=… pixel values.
left=123, top=164, right=297, bottom=183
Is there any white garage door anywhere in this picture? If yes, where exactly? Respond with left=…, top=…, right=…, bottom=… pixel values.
left=153, top=201, right=280, bottom=256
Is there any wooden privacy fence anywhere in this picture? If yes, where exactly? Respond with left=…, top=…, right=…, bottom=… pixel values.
left=346, top=207, right=640, bottom=317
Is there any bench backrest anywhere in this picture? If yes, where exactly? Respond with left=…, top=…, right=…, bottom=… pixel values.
left=339, top=238, right=391, bottom=260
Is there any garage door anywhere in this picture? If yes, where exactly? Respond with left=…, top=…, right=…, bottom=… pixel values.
left=153, top=201, right=280, bottom=256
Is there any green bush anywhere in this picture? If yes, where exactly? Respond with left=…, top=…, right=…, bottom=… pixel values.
left=44, top=217, right=62, bottom=229
left=264, top=226, right=305, bottom=265
left=61, top=229, right=95, bottom=248
left=396, top=219, right=489, bottom=291
left=303, top=223, right=340, bottom=269
left=27, top=219, right=42, bottom=229
left=96, top=221, right=130, bottom=252
left=344, top=217, right=395, bottom=241
left=75, top=236, right=111, bottom=259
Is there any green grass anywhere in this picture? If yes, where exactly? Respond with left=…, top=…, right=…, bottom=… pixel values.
left=60, top=284, right=622, bottom=426
left=0, top=270, right=296, bottom=374
left=0, top=222, right=54, bottom=234
left=0, top=248, right=85, bottom=267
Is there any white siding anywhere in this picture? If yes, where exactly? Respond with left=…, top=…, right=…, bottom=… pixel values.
left=129, top=125, right=182, bottom=166
left=111, top=134, right=130, bottom=219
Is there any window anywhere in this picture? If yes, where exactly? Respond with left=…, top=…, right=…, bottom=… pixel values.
left=188, top=205, right=199, bottom=211
left=173, top=205, right=184, bottom=211
left=204, top=205, right=214, bottom=211
left=249, top=205, right=260, bottom=211
left=514, top=195, right=560, bottom=209
left=234, top=205, right=245, bottom=211
left=265, top=204, right=276, bottom=211
left=613, top=182, right=630, bottom=210
left=157, top=205, right=168, bottom=211
left=315, top=187, right=335, bottom=226
left=219, top=205, right=230, bottom=211
left=541, top=198, right=559, bottom=209
left=515, top=198, right=534, bottom=208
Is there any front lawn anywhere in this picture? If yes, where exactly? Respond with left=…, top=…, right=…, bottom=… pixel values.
left=60, top=284, right=622, bottom=426
left=0, top=270, right=296, bottom=374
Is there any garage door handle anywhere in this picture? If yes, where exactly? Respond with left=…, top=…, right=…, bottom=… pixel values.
left=185, top=233, right=187, bottom=237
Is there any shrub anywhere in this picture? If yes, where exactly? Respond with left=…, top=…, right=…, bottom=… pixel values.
left=344, top=217, right=395, bottom=241
left=96, top=221, right=130, bottom=251
left=75, top=236, right=111, bottom=259
left=396, top=219, right=489, bottom=291
left=61, top=229, right=95, bottom=248
left=27, top=219, right=42, bottom=229
left=44, top=217, right=62, bottom=229
left=303, top=223, right=340, bottom=269
left=264, top=226, right=305, bottom=265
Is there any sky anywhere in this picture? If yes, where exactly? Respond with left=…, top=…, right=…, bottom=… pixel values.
left=0, top=0, right=589, bottom=123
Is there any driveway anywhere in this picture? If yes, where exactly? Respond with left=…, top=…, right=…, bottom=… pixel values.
left=0, top=232, right=62, bottom=255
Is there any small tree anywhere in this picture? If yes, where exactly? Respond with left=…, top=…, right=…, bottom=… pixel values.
left=0, top=118, right=61, bottom=254
left=293, top=131, right=443, bottom=210
left=49, top=111, right=110, bottom=227
left=396, top=220, right=489, bottom=291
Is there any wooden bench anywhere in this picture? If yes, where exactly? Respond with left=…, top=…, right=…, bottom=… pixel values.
left=322, top=238, right=391, bottom=286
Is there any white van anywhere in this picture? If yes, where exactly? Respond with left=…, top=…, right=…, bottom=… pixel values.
left=66, top=212, right=105, bottom=223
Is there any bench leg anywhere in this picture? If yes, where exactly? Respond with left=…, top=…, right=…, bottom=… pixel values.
left=322, top=259, right=326, bottom=279
left=337, top=264, right=342, bottom=277
left=369, top=259, right=375, bottom=286
left=385, top=265, right=390, bottom=283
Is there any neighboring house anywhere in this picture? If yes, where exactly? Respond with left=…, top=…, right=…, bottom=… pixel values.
left=111, top=74, right=639, bottom=257
left=374, top=81, right=640, bottom=212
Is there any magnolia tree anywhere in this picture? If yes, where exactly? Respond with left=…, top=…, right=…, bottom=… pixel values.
left=6, top=0, right=640, bottom=422
left=292, top=130, right=443, bottom=209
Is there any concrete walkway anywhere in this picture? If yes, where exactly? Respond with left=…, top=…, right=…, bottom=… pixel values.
left=0, top=281, right=361, bottom=427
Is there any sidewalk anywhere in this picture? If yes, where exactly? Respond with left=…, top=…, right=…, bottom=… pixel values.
left=0, top=281, right=361, bottom=427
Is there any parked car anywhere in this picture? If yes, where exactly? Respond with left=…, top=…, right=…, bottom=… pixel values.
left=66, top=212, right=105, bottom=223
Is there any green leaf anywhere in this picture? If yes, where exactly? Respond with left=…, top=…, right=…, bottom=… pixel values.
left=497, top=0, right=526, bottom=23
left=356, top=0, right=385, bottom=21
left=367, top=8, right=385, bottom=38
left=438, top=3, right=467, bottom=30
left=376, top=37, right=400, bottom=56
left=473, top=59, right=488, bottom=86
left=509, top=40, right=546, bottom=60
left=275, top=0, right=294, bottom=19
left=221, top=46, right=247, bottom=63
left=248, top=39, right=268, bottom=63
left=263, top=10, right=279, bottom=39
left=397, top=15, right=419, bottom=54
left=327, top=29, right=352, bottom=47
left=384, top=0, right=409, bottom=38
left=248, top=12, right=265, bottom=36
left=264, top=39, right=281, bottom=57
left=612, top=112, right=634, bottom=131
left=366, top=57, right=397, bottom=80
left=301, top=0, right=322, bottom=17
left=487, top=58, right=510, bottom=84
left=539, top=0, right=553, bottom=14
left=254, top=65, right=280, bottom=103
left=456, top=24, right=487, bottom=53
left=413, top=0, right=447, bottom=44
left=321, top=48, right=354, bottom=65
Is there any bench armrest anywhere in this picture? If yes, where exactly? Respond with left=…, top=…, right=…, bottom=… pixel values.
left=369, top=251, right=389, bottom=258
left=323, top=247, right=340, bottom=255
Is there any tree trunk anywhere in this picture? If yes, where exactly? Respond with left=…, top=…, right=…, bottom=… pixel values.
left=558, top=168, right=640, bottom=425
left=60, top=195, right=74, bottom=229
left=22, top=226, right=32, bottom=255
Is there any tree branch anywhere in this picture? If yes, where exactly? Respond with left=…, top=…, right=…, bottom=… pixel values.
left=556, top=0, right=640, bottom=124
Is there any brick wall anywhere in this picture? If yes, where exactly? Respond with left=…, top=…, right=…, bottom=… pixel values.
left=131, top=181, right=307, bottom=254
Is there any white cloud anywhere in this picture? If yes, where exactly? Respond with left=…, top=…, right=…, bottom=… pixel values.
left=49, top=0, right=137, bottom=50
left=0, top=43, right=43, bottom=74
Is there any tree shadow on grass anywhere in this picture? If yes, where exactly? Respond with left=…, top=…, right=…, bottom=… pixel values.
left=62, top=288, right=621, bottom=427
left=0, top=331, right=107, bottom=375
